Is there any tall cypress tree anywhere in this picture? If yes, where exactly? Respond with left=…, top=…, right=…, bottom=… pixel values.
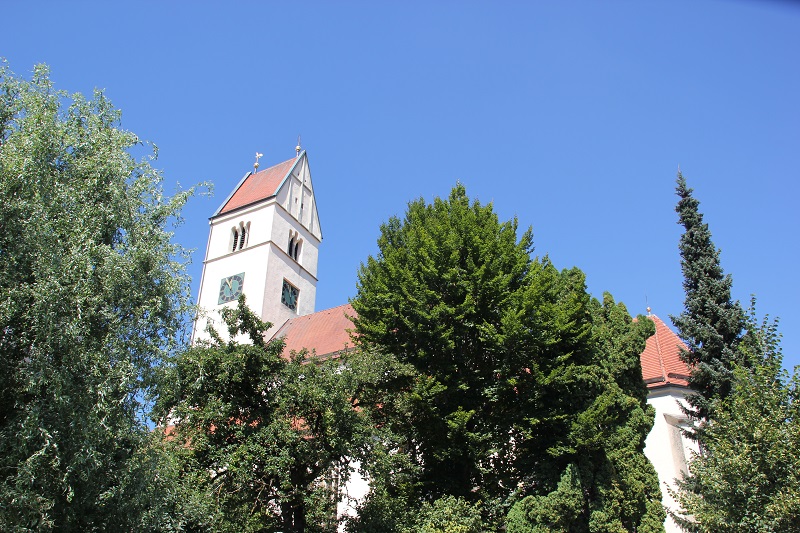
left=670, top=172, right=746, bottom=422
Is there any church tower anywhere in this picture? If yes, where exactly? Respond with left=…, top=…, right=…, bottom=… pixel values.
left=192, top=149, right=322, bottom=343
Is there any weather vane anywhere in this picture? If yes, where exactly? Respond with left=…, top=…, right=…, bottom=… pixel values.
left=296, top=135, right=302, bottom=157
left=254, top=152, right=263, bottom=171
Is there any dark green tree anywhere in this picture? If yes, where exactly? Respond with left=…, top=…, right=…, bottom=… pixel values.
left=506, top=295, right=665, bottom=533
left=352, top=184, right=534, bottom=510
left=156, top=297, right=375, bottom=533
left=351, top=185, right=663, bottom=531
left=672, top=306, right=800, bottom=532
left=0, top=63, right=193, bottom=531
left=670, top=172, right=746, bottom=422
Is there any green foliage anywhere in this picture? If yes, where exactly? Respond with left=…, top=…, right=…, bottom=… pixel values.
left=508, top=296, right=665, bottom=533
left=506, top=464, right=584, bottom=533
left=408, top=496, right=483, bottom=533
left=351, top=185, right=663, bottom=532
left=672, top=307, right=800, bottom=532
left=670, top=172, right=746, bottom=422
left=352, top=184, right=535, bottom=508
left=157, top=297, right=376, bottom=533
left=670, top=175, right=800, bottom=530
left=0, top=62, right=193, bottom=531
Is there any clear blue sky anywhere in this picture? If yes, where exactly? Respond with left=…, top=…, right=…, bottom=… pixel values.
left=4, top=1, right=799, bottom=369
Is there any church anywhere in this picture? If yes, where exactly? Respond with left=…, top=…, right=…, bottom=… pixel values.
left=192, top=149, right=694, bottom=532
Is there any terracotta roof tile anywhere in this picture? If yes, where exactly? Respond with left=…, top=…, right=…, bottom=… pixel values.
left=640, top=314, right=691, bottom=389
left=271, top=306, right=691, bottom=391
left=271, top=304, right=357, bottom=359
left=218, top=157, right=298, bottom=215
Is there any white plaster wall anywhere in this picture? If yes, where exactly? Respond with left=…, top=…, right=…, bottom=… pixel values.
left=206, top=203, right=276, bottom=262
left=271, top=206, right=320, bottom=278
left=261, top=243, right=318, bottom=338
left=337, top=460, right=369, bottom=531
left=193, top=241, right=273, bottom=343
left=193, top=179, right=322, bottom=343
left=194, top=199, right=289, bottom=339
left=645, top=387, right=696, bottom=533
left=192, top=202, right=277, bottom=343
left=276, top=158, right=321, bottom=242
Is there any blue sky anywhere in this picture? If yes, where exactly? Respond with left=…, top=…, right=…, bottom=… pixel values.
left=3, top=1, right=799, bottom=369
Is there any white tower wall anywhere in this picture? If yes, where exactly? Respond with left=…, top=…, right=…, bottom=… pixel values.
left=645, top=387, right=697, bottom=533
left=192, top=152, right=321, bottom=343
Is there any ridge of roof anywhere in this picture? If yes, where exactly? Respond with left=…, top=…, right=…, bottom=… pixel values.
left=640, top=314, right=691, bottom=389
left=215, top=155, right=302, bottom=217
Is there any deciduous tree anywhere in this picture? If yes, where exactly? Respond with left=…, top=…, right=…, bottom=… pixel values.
left=0, top=63, right=193, bottom=531
left=672, top=307, right=800, bottom=532
left=156, top=297, right=375, bottom=533
left=507, top=295, right=665, bottom=533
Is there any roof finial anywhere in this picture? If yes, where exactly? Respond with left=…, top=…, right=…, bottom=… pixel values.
left=296, top=135, right=302, bottom=157
left=254, top=152, right=263, bottom=172
left=646, top=295, right=651, bottom=315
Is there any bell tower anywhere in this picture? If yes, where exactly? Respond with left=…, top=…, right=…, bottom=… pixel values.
left=192, top=149, right=322, bottom=343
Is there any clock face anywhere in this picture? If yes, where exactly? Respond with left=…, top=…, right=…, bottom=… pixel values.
left=218, top=273, right=245, bottom=304
left=281, top=280, right=299, bottom=311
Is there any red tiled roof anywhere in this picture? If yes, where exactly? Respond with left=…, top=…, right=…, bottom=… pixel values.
left=271, top=306, right=691, bottom=391
left=640, top=314, right=691, bottom=389
left=218, top=157, right=298, bottom=215
left=271, top=304, right=357, bottom=359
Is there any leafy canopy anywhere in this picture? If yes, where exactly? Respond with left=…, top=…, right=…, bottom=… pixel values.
left=672, top=306, right=800, bottom=532
left=351, top=184, right=664, bottom=532
left=0, top=62, right=194, bottom=531
left=157, top=297, right=376, bottom=533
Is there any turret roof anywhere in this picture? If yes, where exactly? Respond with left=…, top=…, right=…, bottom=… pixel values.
left=216, top=155, right=300, bottom=216
left=640, top=314, right=691, bottom=389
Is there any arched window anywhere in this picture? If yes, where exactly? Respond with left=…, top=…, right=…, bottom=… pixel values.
left=230, top=221, right=250, bottom=252
left=231, top=227, right=240, bottom=252
left=287, top=231, right=302, bottom=262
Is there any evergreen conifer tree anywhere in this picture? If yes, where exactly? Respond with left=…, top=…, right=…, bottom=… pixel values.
left=670, top=172, right=746, bottom=422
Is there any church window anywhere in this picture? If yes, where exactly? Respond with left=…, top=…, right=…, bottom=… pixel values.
left=230, top=221, right=250, bottom=252
left=288, top=231, right=302, bottom=262
left=281, top=280, right=299, bottom=311
left=231, top=228, right=239, bottom=251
